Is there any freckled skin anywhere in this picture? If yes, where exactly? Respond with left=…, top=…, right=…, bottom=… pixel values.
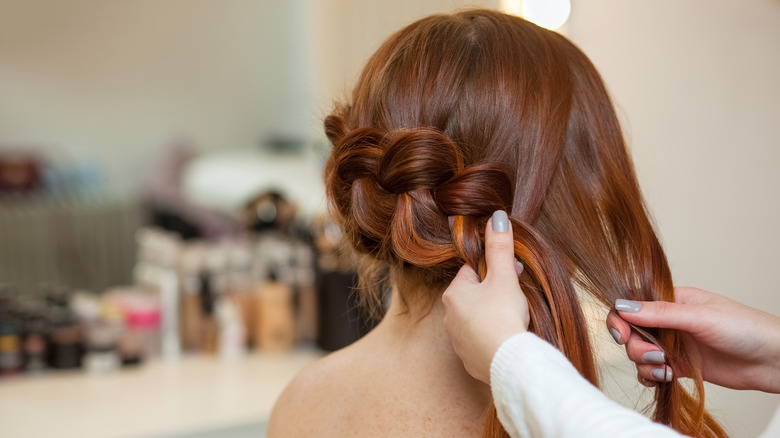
left=267, top=297, right=492, bottom=437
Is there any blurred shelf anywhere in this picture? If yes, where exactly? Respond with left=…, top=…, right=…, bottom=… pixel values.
left=0, top=348, right=323, bottom=438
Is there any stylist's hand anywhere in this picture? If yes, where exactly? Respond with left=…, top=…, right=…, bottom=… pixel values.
left=607, top=287, right=780, bottom=393
left=442, top=210, right=529, bottom=384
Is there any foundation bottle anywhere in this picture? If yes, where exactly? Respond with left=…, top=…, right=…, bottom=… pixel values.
left=254, top=279, right=295, bottom=352
left=179, top=245, right=205, bottom=352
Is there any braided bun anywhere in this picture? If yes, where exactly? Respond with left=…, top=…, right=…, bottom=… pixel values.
left=324, top=114, right=512, bottom=279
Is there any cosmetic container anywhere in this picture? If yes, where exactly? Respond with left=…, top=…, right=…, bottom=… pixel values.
left=0, top=319, right=23, bottom=375
left=22, top=316, right=49, bottom=372
left=255, top=281, right=295, bottom=352
left=48, top=316, right=84, bottom=369
left=216, top=296, right=246, bottom=360
left=83, top=320, right=121, bottom=373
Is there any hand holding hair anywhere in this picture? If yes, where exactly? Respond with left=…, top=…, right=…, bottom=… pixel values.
left=442, top=210, right=529, bottom=384
left=608, top=287, right=780, bottom=393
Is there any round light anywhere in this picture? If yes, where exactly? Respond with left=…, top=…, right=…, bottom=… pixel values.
left=522, top=0, right=571, bottom=30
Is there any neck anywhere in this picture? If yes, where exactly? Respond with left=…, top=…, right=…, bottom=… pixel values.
left=369, top=287, right=492, bottom=401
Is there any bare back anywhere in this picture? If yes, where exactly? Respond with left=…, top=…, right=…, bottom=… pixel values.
left=267, top=299, right=492, bottom=437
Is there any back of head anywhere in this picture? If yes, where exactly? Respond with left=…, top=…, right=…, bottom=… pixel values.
left=324, top=9, right=725, bottom=438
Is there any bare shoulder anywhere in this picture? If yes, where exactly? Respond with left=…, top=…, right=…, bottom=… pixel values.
left=266, top=345, right=366, bottom=437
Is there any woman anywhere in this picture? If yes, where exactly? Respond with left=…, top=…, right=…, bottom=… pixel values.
left=269, top=9, right=725, bottom=437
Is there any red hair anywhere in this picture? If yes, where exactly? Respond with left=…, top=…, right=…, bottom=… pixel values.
left=324, top=9, right=726, bottom=438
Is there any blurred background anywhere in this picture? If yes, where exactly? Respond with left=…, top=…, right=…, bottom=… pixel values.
left=0, top=0, right=777, bottom=437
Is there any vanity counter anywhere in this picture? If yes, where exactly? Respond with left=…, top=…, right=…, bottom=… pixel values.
left=0, top=349, right=323, bottom=438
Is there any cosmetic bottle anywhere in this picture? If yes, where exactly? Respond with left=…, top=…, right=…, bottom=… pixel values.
left=179, top=245, right=205, bottom=352
left=48, top=316, right=84, bottom=369
left=0, top=318, right=23, bottom=375
left=293, top=242, right=317, bottom=344
left=8, top=294, right=48, bottom=373
left=216, top=296, right=246, bottom=360
left=22, top=315, right=49, bottom=373
left=124, top=301, right=161, bottom=361
left=255, top=280, right=295, bottom=352
left=135, top=228, right=181, bottom=361
left=226, top=239, right=255, bottom=350
left=157, top=239, right=181, bottom=361
left=83, top=320, right=121, bottom=373
left=199, top=272, right=218, bottom=354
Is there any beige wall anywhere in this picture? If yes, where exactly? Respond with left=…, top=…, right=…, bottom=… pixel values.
left=568, top=2, right=780, bottom=436
left=0, top=0, right=317, bottom=188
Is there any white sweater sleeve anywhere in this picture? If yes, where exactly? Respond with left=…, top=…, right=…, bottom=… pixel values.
left=489, top=332, right=689, bottom=438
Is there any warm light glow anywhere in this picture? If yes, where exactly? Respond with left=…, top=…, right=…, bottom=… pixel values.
left=500, top=0, right=523, bottom=17
left=522, top=0, right=571, bottom=30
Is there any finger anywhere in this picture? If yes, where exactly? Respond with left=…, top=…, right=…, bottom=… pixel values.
left=484, top=210, right=518, bottom=281
left=605, top=310, right=630, bottom=345
left=615, top=299, right=699, bottom=332
left=442, top=264, right=480, bottom=308
left=452, top=262, right=480, bottom=285
left=637, top=364, right=673, bottom=383
left=672, top=286, right=714, bottom=305
left=624, top=331, right=666, bottom=365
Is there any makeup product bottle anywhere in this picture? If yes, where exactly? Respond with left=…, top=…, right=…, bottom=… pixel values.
left=135, top=229, right=181, bottom=361
left=157, top=249, right=181, bottom=361
left=293, top=242, right=317, bottom=344
left=48, top=316, right=84, bottom=369
left=0, top=319, right=23, bottom=375
left=216, top=296, right=246, bottom=360
left=226, top=239, right=255, bottom=350
left=179, top=245, right=204, bottom=352
left=199, top=272, right=218, bottom=354
left=125, top=301, right=161, bottom=361
left=254, top=280, right=295, bottom=352
left=83, top=320, right=121, bottom=373
left=22, top=315, right=49, bottom=373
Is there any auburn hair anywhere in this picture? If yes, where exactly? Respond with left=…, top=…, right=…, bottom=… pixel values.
left=323, top=9, right=726, bottom=438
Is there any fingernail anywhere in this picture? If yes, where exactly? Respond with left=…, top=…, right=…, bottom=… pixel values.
left=492, top=210, right=508, bottom=232
left=609, top=328, right=621, bottom=344
left=642, top=351, right=665, bottom=364
left=615, top=299, right=642, bottom=313
left=651, top=367, right=673, bottom=382
left=515, top=259, right=524, bottom=276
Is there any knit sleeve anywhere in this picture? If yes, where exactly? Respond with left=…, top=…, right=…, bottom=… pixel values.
left=489, top=332, right=690, bottom=438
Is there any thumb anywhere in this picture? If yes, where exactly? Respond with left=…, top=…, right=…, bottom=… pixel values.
left=484, top=210, right=518, bottom=282
left=615, top=299, right=700, bottom=333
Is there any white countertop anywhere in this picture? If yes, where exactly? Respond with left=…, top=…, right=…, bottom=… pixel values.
left=0, top=349, right=323, bottom=438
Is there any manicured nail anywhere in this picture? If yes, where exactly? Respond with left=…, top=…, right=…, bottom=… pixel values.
left=651, top=367, right=673, bottom=382
left=492, top=210, right=508, bottom=232
left=515, top=259, right=524, bottom=276
left=609, top=328, right=622, bottom=344
left=615, top=299, right=642, bottom=313
left=642, top=351, right=665, bottom=364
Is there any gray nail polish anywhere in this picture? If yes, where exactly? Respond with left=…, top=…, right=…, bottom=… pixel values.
left=609, top=328, right=621, bottom=344
left=642, top=351, right=665, bottom=364
left=492, top=210, right=509, bottom=232
left=651, top=367, right=672, bottom=382
left=615, top=299, right=642, bottom=313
